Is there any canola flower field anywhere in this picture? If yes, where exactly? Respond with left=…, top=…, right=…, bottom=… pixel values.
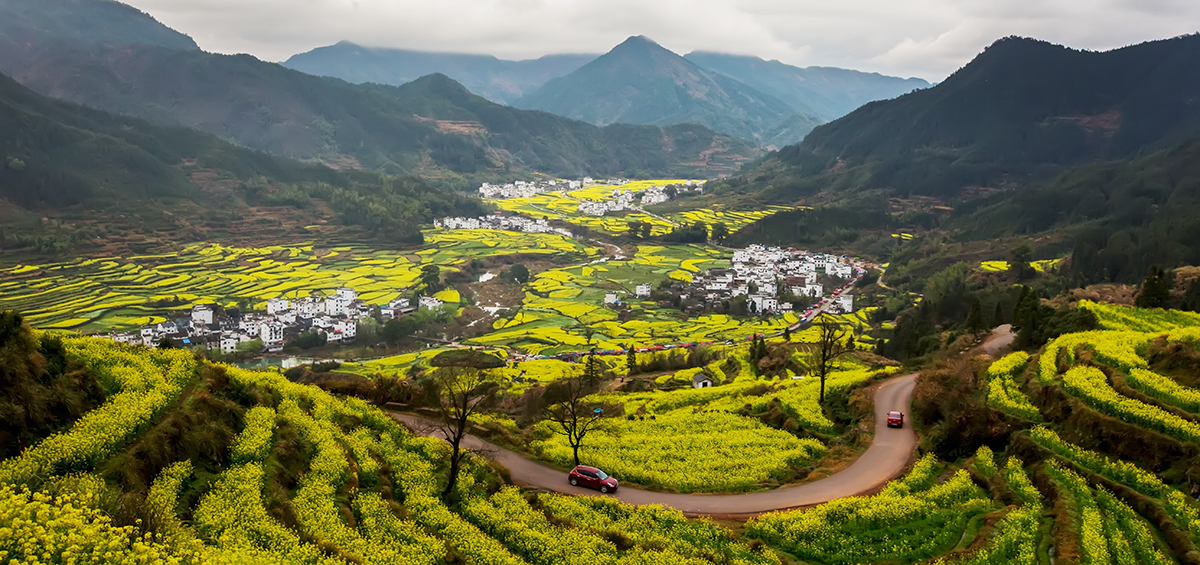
left=965, top=299, right=1200, bottom=563
left=0, top=230, right=590, bottom=332
left=489, top=180, right=792, bottom=238
left=0, top=335, right=786, bottom=565
left=6, top=297, right=1200, bottom=563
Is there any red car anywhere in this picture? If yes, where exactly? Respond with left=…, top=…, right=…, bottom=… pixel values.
left=569, top=465, right=619, bottom=493
left=887, top=411, right=905, bottom=428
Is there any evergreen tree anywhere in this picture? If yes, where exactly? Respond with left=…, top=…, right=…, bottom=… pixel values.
left=783, top=326, right=791, bottom=341
left=626, top=345, right=638, bottom=376
left=1008, top=244, right=1034, bottom=282
left=584, top=347, right=601, bottom=386
left=966, top=299, right=984, bottom=335
left=1135, top=266, right=1172, bottom=309
left=992, top=301, right=1005, bottom=327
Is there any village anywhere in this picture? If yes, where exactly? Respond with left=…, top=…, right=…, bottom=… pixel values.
left=103, top=287, right=446, bottom=355
left=476, top=178, right=706, bottom=218
left=98, top=242, right=861, bottom=359
left=603, top=245, right=862, bottom=318
left=434, top=214, right=574, bottom=237
left=574, top=182, right=705, bottom=216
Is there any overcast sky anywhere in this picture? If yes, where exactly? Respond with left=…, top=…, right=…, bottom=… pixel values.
left=120, top=0, right=1198, bottom=81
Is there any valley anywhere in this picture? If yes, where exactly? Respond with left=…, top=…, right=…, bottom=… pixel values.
left=3, top=0, right=1200, bottom=564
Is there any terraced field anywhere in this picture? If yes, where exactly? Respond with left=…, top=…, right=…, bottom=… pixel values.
left=0, top=230, right=589, bottom=331
left=489, top=180, right=793, bottom=237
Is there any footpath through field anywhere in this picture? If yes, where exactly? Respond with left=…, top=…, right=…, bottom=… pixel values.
left=392, top=372, right=917, bottom=516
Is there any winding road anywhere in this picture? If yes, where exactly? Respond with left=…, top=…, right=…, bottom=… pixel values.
left=392, top=372, right=918, bottom=515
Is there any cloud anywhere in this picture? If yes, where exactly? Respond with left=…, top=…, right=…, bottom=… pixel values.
left=119, top=0, right=1200, bottom=81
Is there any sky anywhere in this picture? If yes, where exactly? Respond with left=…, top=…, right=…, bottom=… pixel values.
left=119, top=0, right=1199, bottom=81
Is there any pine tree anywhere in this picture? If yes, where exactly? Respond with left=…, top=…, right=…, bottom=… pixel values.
left=783, top=326, right=791, bottom=341
left=992, top=301, right=1005, bottom=326
left=1135, top=266, right=1172, bottom=309
left=966, top=299, right=983, bottom=334
left=626, top=345, right=638, bottom=376
left=584, top=347, right=601, bottom=386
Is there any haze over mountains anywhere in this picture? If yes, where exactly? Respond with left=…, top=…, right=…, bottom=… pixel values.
left=0, top=0, right=759, bottom=183
left=289, top=35, right=929, bottom=147
left=284, top=43, right=597, bottom=105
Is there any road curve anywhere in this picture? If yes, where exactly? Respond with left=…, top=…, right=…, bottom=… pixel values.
left=392, top=373, right=917, bottom=515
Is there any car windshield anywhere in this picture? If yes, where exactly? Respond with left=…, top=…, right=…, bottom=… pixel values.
left=595, top=470, right=609, bottom=480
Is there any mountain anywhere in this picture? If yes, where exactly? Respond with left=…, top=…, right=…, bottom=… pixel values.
left=724, top=35, right=1200, bottom=202
left=0, top=68, right=487, bottom=253
left=283, top=42, right=596, bottom=104
left=683, top=52, right=930, bottom=121
left=0, top=0, right=759, bottom=182
left=0, top=0, right=198, bottom=52
left=514, top=36, right=822, bottom=146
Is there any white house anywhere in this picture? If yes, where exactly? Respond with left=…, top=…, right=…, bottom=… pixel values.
left=191, top=305, right=214, bottom=326
left=692, top=373, right=714, bottom=389
left=258, top=322, right=284, bottom=350
left=604, top=292, right=619, bottom=305
left=325, top=296, right=346, bottom=317
left=296, top=296, right=324, bottom=317
left=635, top=284, right=652, bottom=298
left=837, top=294, right=855, bottom=313
left=266, top=298, right=290, bottom=315
left=419, top=296, right=444, bottom=310
left=335, top=320, right=357, bottom=342
left=220, top=334, right=240, bottom=354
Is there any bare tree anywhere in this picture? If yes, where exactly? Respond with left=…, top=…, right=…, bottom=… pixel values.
left=810, top=314, right=852, bottom=404
left=427, top=366, right=494, bottom=502
left=543, top=375, right=607, bottom=467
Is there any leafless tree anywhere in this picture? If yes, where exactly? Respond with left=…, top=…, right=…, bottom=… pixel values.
left=427, top=366, right=494, bottom=502
left=543, top=375, right=607, bottom=467
left=810, top=314, right=852, bottom=404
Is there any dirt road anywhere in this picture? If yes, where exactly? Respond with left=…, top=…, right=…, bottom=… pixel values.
left=981, top=324, right=1015, bottom=356
left=392, top=372, right=918, bottom=515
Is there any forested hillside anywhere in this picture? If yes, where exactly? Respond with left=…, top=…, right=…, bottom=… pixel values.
left=952, top=137, right=1200, bottom=284
left=0, top=0, right=758, bottom=181
left=726, top=35, right=1200, bottom=201
left=0, top=71, right=483, bottom=254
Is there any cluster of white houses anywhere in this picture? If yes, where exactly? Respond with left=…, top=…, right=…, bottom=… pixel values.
left=105, top=287, right=447, bottom=354
left=602, top=245, right=860, bottom=316
left=478, top=179, right=584, bottom=199
left=434, top=215, right=573, bottom=237
left=697, top=246, right=859, bottom=313
left=576, top=181, right=706, bottom=216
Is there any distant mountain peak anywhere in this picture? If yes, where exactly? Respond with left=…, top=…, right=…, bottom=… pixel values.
left=616, top=35, right=660, bottom=47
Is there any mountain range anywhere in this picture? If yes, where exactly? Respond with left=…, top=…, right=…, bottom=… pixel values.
left=512, top=36, right=819, bottom=146
left=730, top=34, right=1200, bottom=201
left=0, top=0, right=760, bottom=183
left=284, top=42, right=596, bottom=105
left=681, top=52, right=931, bottom=122
left=285, top=36, right=930, bottom=147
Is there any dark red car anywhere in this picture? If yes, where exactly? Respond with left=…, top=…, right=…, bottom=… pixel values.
left=887, top=411, right=905, bottom=428
left=568, top=465, right=618, bottom=493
